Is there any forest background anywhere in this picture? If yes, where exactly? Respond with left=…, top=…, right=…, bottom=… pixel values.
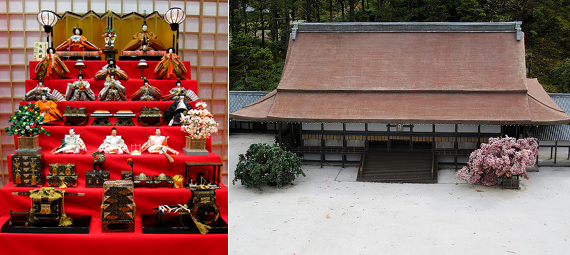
left=229, top=0, right=570, bottom=93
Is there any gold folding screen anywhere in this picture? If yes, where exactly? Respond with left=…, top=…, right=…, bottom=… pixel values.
left=0, top=0, right=229, bottom=187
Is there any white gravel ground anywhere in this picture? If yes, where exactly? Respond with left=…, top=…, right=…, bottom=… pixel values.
left=228, top=133, right=570, bottom=255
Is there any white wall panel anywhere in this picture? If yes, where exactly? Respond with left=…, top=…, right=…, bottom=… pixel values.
left=323, top=123, right=343, bottom=131
left=435, top=124, right=455, bottom=133
left=346, top=123, right=365, bottom=131
left=122, top=1, right=138, bottom=13
left=481, top=125, right=501, bottom=133
left=186, top=1, right=201, bottom=15
left=203, top=2, right=217, bottom=16
left=8, top=0, right=23, bottom=13
left=9, top=15, right=23, bottom=31
left=56, top=0, right=71, bottom=13
left=368, top=123, right=387, bottom=131
left=73, top=0, right=89, bottom=13
left=138, top=0, right=154, bottom=13
left=302, top=123, right=321, bottom=130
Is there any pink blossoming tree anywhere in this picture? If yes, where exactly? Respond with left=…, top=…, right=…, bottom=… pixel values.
left=457, top=136, right=539, bottom=186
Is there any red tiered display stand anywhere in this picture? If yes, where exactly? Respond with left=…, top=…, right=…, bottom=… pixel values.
left=0, top=60, right=228, bottom=254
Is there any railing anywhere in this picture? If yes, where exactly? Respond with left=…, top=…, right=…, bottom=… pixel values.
left=537, top=141, right=570, bottom=165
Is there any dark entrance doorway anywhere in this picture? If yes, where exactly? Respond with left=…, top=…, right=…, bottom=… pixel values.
left=358, top=150, right=437, bottom=183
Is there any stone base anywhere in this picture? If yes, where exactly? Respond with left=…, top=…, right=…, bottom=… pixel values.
left=183, top=148, right=209, bottom=156
left=15, top=147, right=42, bottom=154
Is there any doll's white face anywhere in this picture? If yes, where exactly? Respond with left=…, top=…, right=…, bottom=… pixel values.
left=41, top=95, right=47, bottom=101
left=168, top=48, right=174, bottom=53
left=111, top=129, right=117, bottom=136
left=74, top=29, right=80, bottom=35
left=70, top=129, right=75, bottom=136
left=78, top=76, right=83, bottom=81
left=48, top=48, right=55, bottom=54
left=155, top=129, right=161, bottom=136
left=142, top=24, right=148, bottom=32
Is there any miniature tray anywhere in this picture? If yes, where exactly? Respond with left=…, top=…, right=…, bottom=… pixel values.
left=91, top=110, right=112, bottom=117
left=113, top=110, right=136, bottom=118
left=1, top=214, right=91, bottom=234
left=141, top=214, right=227, bottom=234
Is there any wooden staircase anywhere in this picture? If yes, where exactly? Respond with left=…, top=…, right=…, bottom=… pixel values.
left=358, top=150, right=437, bottom=183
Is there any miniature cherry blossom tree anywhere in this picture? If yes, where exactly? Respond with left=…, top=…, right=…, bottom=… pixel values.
left=457, top=136, right=539, bottom=186
left=180, top=101, right=219, bottom=139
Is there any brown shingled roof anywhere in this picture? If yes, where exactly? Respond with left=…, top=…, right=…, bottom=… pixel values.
left=230, top=22, right=570, bottom=124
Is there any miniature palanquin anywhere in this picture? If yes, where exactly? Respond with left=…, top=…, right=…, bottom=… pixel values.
left=11, top=187, right=84, bottom=227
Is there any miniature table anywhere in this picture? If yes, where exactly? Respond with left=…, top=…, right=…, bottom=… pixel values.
left=113, top=110, right=136, bottom=126
left=184, top=161, right=222, bottom=187
left=91, top=110, right=112, bottom=126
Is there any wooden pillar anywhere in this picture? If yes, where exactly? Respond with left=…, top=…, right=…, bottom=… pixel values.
left=554, top=141, right=558, bottom=165
left=477, top=125, right=481, bottom=148
left=432, top=124, right=435, bottom=149
left=365, top=123, right=369, bottom=149
left=409, top=125, right=413, bottom=151
left=278, top=122, right=283, bottom=148
left=342, top=123, right=346, bottom=168
left=454, top=124, right=458, bottom=150
left=387, top=124, right=391, bottom=150
left=320, top=123, right=324, bottom=168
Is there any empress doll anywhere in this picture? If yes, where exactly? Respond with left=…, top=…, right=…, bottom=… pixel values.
left=154, top=48, right=188, bottom=80
left=33, top=48, right=70, bottom=80
left=55, top=27, right=102, bottom=54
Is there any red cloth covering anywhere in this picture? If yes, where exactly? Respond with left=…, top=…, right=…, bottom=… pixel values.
left=0, top=60, right=227, bottom=253
left=29, top=60, right=191, bottom=80
left=0, top=182, right=228, bottom=254
left=25, top=79, right=197, bottom=102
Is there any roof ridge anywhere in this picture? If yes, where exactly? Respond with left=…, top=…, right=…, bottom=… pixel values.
left=295, top=22, right=522, bottom=34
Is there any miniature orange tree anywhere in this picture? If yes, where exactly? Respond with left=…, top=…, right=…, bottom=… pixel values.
left=4, top=102, right=50, bottom=137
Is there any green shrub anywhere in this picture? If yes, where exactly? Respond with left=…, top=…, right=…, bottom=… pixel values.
left=233, top=143, right=304, bottom=188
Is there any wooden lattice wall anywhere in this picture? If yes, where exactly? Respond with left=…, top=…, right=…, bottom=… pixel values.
left=0, top=0, right=229, bottom=187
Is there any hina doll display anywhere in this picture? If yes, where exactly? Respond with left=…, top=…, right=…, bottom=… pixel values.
left=65, top=74, right=96, bottom=101
left=55, top=26, right=103, bottom=54
left=94, top=59, right=129, bottom=80
left=163, top=97, right=192, bottom=126
left=52, top=128, right=87, bottom=154
left=130, top=78, right=162, bottom=101
left=35, top=94, right=62, bottom=124
left=33, top=48, right=70, bottom=80
left=161, top=79, right=198, bottom=101
left=154, top=48, right=188, bottom=80
left=122, top=20, right=167, bottom=52
left=24, top=79, right=65, bottom=102
left=140, top=128, right=179, bottom=155
left=98, top=76, right=127, bottom=101
left=97, top=127, right=130, bottom=154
